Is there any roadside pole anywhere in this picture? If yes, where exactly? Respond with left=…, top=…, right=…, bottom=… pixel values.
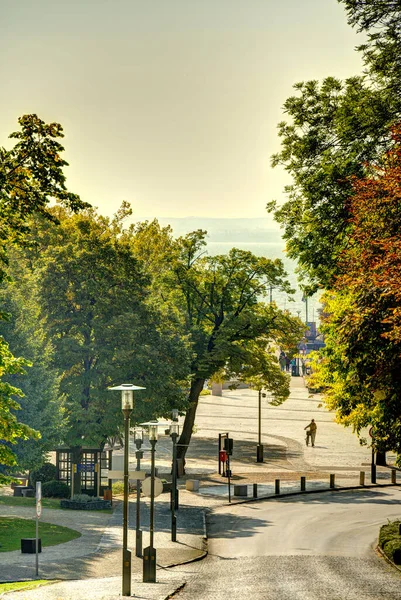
left=227, top=454, right=231, bottom=503
left=35, top=481, right=42, bottom=577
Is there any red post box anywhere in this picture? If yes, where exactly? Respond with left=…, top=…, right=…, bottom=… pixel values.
left=219, top=450, right=228, bottom=463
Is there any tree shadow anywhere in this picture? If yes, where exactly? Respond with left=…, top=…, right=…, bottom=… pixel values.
left=278, top=488, right=401, bottom=505
left=182, top=437, right=301, bottom=466
left=206, top=510, right=271, bottom=540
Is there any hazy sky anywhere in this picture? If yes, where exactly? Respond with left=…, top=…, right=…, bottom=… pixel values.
left=1, top=0, right=364, bottom=220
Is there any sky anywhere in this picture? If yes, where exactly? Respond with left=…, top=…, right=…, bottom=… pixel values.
left=1, top=0, right=365, bottom=222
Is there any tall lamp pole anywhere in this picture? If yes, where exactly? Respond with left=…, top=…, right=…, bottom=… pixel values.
left=143, top=424, right=158, bottom=583
left=134, top=428, right=143, bottom=557
left=170, top=409, right=179, bottom=542
left=108, top=383, right=145, bottom=598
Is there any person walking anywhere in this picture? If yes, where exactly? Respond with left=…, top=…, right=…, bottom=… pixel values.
left=304, top=419, right=317, bottom=447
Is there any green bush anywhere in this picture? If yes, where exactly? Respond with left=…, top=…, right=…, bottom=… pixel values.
left=379, top=521, right=401, bottom=563
left=112, top=480, right=137, bottom=494
left=72, top=494, right=97, bottom=503
left=200, top=389, right=211, bottom=396
left=30, top=463, right=57, bottom=488
left=41, top=480, right=70, bottom=498
left=112, top=481, right=124, bottom=495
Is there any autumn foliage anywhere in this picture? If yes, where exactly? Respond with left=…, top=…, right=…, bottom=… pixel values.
left=313, top=125, right=401, bottom=454
left=339, top=124, right=401, bottom=344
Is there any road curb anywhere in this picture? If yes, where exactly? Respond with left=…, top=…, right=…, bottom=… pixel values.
left=376, top=543, right=401, bottom=573
left=158, top=508, right=209, bottom=571
left=164, top=581, right=186, bottom=599
left=160, top=511, right=209, bottom=600
left=223, top=482, right=401, bottom=507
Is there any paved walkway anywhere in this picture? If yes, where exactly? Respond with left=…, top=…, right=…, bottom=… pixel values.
left=1, top=376, right=397, bottom=599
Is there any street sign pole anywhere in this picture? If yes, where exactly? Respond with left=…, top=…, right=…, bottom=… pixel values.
left=227, top=455, right=231, bottom=503
left=35, top=482, right=42, bottom=577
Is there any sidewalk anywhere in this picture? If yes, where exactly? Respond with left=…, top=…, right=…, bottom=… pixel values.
left=0, top=489, right=214, bottom=599
left=1, top=376, right=396, bottom=599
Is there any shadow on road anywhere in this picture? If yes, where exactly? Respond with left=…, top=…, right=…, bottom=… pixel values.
left=279, top=488, right=401, bottom=505
left=207, top=510, right=271, bottom=539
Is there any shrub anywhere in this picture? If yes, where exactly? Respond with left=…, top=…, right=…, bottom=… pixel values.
left=30, top=463, right=57, bottom=488
left=112, top=480, right=124, bottom=495
left=112, top=480, right=138, bottom=494
left=41, top=480, right=70, bottom=498
left=379, top=521, right=401, bottom=564
left=72, top=494, right=97, bottom=503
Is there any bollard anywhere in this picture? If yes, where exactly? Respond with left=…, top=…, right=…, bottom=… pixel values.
left=300, top=476, right=306, bottom=491
left=275, top=479, right=280, bottom=495
left=359, top=471, right=365, bottom=486
left=330, top=474, right=335, bottom=489
left=253, top=483, right=258, bottom=498
left=392, top=469, right=397, bottom=484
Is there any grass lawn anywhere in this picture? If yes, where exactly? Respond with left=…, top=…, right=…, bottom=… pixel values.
left=0, top=495, right=112, bottom=513
left=0, top=580, right=56, bottom=593
left=0, top=495, right=61, bottom=509
left=0, top=517, right=81, bottom=552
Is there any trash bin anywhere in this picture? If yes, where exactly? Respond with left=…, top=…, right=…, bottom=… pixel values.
left=103, top=489, right=113, bottom=502
left=291, top=365, right=297, bottom=376
left=21, top=538, right=41, bottom=553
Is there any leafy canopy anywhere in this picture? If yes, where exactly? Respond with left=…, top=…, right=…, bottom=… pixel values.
left=310, top=125, right=401, bottom=454
left=132, top=223, right=304, bottom=461
left=268, top=76, right=396, bottom=293
left=0, top=114, right=85, bottom=478
left=30, top=207, right=190, bottom=450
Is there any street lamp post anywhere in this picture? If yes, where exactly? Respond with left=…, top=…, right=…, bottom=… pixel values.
left=170, top=410, right=179, bottom=542
left=108, top=383, right=145, bottom=598
left=256, top=390, right=266, bottom=462
left=134, top=428, right=143, bottom=557
left=369, top=427, right=376, bottom=484
left=143, top=424, right=158, bottom=583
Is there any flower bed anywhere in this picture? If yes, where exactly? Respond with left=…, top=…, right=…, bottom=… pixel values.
left=60, top=495, right=111, bottom=510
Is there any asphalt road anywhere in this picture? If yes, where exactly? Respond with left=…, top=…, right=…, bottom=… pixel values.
left=176, top=487, right=401, bottom=599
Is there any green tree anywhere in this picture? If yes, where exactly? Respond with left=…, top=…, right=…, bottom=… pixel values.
left=0, top=114, right=85, bottom=478
left=132, top=224, right=304, bottom=466
left=0, top=114, right=88, bottom=281
left=0, top=254, right=62, bottom=472
left=309, top=125, right=401, bottom=459
left=0, top=337, right=39, bottom=483
left=339, top=0, right=401, bottom=93
left=268, top=1, right=401, bottom=460
left=268, top=76, right=396, bottom=293
left=29, top=207, right=189, bottom=490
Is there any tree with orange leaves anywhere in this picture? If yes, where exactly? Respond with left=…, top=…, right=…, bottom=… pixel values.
left=312, top=125, right=401, bottom=457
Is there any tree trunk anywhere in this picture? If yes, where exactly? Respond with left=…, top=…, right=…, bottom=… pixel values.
left=176, top=378, right=205, bottom=472
left=71, top=446, right=83, bottom=495
left=376, top=450, right=386, bottom=466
